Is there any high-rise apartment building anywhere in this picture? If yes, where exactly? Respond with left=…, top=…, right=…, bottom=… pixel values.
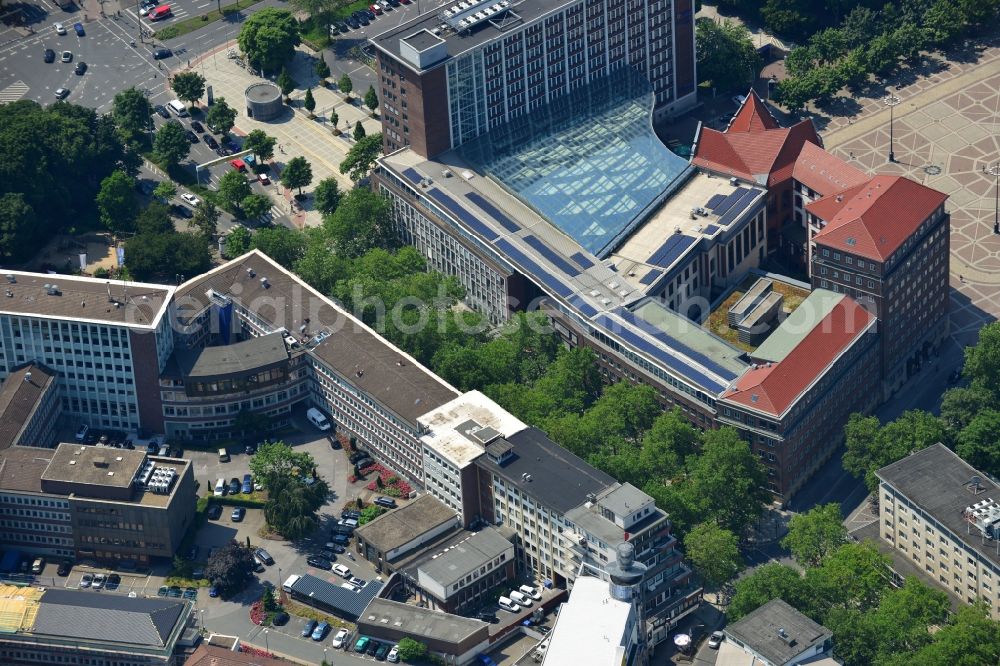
left=370, top=0, right=697, bottom=157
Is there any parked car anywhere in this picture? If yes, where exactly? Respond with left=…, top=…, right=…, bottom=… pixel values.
left=208, top=585, right=219, bottom=597
left=369, top=3, right=382, bottom=14
left=80, top=573, right=94, bottom=588
left=324, top=543, right=346, bottom=554
left=345, top=15, right=360, bottom=29
left=55, top=22, right=66, bottom=35
left=74, top=61, right=87, bottom=75
left=73, top=22, right=85, bottom=36
left=44, top=48, right=55, bottom=63
left=183, top=587, right=197, bottom=599
left=59, top=50, right=72, bottom=62
left=153, top=48, right=172, bottom=59
left=255, top=548, right=274, bottom=565
left=331, top=533, right=350, bottom=546
left=273, top=611, right=289, bottom=625
left=367, top=640, right=380, bottom=656
left=190, top=120, right=205, bottom=133
left=258, top=173, right=270, bottom=185
left=301, top=619, right=317, bottom=638
left=333, top=20, right=349, bottom=33
left=341, top=510, right=361, bottom=520
left=475, top=610, right=499, bottom=624
left=355, top=637, right=370, bottom=652
left=374, top=496, right=398, bottom=509
left=387, top=645, right=400, bottom=662
left=311, top=621, right=330, bottom=641
left=242, top=474, right=253, bottom=494
left=167, top=586, right=182, bottom=597
left=230, top=507, right=245, bottom=521
left=353, top=10, right=369, bottom=24
left=307, top=556, right=333, bottom=570
left=180, top=193, right=199, bottom=206
left=106, top=574, right=121, bottom=590
left=74, top=424, right=89, bottom=442
left=348, top=576, right=366, bottom=588
left=57, top=560, right=72, bottom=576
left=184, top=130, right=199, bottom=143
left=228, top=477, right=240, bottom=494
left=708, top=631, right=725, bottom=649
left=376, top=642, right=391, bottom=661
left=207, top=503, right=223, bottom=520
left=203, top=134, right=219, bottom=149
left=332, top=629, right=349, bottom=648
left=92, top=574, right=106, bottom=590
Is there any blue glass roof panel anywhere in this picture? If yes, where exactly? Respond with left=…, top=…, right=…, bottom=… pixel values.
left=456, top=68, right=693, bottom=258
left=706, top=193, right=726, bottom=210
left=648, top=235, right=696, bottom=268
left=571, top=252, right=594, bottom=269
left=427, top=188, right=499, bottom=241
left=522, top=235, right=579, bottom=277
left=496, top=238, right=574, bottom=298
left=402, top=168, right=423, bottom=185
left=702, top=224, right=720, bottom=235
left=711, top=187, right=750, bottom=216
left=716, top=188, right=760, bottom=227
left=639, top=269, right=663, bottom=285
left=464, top=192, right=521, bottom=233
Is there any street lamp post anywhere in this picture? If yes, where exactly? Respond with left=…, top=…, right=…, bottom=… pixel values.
left=883, top=94, right=901, bottom=163
left=263, top=628, right=269, bottom=651
left=987, top=163, right=1000, bottom=235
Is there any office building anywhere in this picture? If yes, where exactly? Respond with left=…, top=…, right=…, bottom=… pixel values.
left=718, top=290, right=880, bottom=497
left=722, top=598, right=835, bottom=666
left=0, top=271, right=175, bottom=434
left=807, top=175, right=950, bottom=397
left=543, top=574, right=640, bottom=666
left=358, top=598, right=491, bottom=664
left=354, top=494, right=462, bottom=569
left=0, top=363, right=60, bottom=451
left=370, top=0, right=697, bottom=157
left=873, top=443, right=1000, bottom=619
left=0, top=442, right=196, bottom=564
left=414, top=527, right=515, bottom=612
left=0, top=584, right=192, bottom=665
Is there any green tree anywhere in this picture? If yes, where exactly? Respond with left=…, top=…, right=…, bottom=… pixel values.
left=323, top=188, right=394, bottom=257
left=0, top=193, right=38, bottom=262
left=153, top=120, right=191, bottom=168
left=923, top=0, right=967, bottom=45
left=171, top=71, right=206, bottom=107
left=261, top=585, right=278, bottom=612
left=277, top=67, right=296, bottom=97
left=205, top=540, right=255, bottom=596
left=782, top=503, right=847, bottom=567
left=249, top=440, right=317, bottom=483
left=964, top=322, right=1000, bottom=398
left=843, top=411, right=948, bottom=491
left=680, top=427, right=769, bottom=537
left=303, top=87, right=316, bottom=116
left=695, top=19, right=762, bottom=92
left=314, top=57, right=330, bottom=80
left=806, top=542, right=890, bottom=614
left=111, top=87, right=153, bottom=144
left=339, top=132, right=383, bottom=181
left=241, top=193, right=272, bottom=221
left=358, top=504, right=386, bottom=525
left=224, top=225, right=253, bottom=259
left=956, top=410, right=1000, bottom=475
left=885, top=602, right=1000, bottom=666
left=352, top=120, right=366, bottom=141
left=313, top=177, right=342, bottom=216
left=364, top=85, right=379, bottom=112
left=123, top=232, right=211, bottom=281
left=190, top=200, right=220, bottom=240
left=683, top=522, right=743, bottom=589
left=280, top=156, right=313, bottom=195
left=396, top=638, right=428, bottom=661
left=153, top=180, right=177, bottom=201
left=243, top=129, right=276, bottom=163
left=640, top=407, right=700, bottom=483
left=252, top=225, right=306, bottom=267
left=96, top=171, right=138, bottom=235
left=238, top=8, right=301, bottom=74
left=234, top=409, right=272, bottom=440
left=760, top=0, right=816, bottom=39
left=218, top=169, right=253, bottom=213
left=135, top=200, right=175, bottom=235
left=940, top=385, right=989, bottom=433
left=727, top=563, right=808, bottom=620
left=263, top=473, right=329, bottom=539
left=206, top=97, right=238, bottom=136
left=338, top=74, right=353, bottom=96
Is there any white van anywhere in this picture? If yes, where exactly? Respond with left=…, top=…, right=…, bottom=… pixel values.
left=519, top=584, right=542, bottom=600
left=332, top=563, right=352, bottom=578
left=498, top=596, right=520, bottom=613
left=167, top=99, right=188, bottom=117
left=282, top=574, right=301, bottom=593
left=509, top=590, right=532, bottom=607
left=307, top=407, right=331, bottom=431
left=214, top=478, right=225, bottom=496
left=218, top=448, right=229, bottom=462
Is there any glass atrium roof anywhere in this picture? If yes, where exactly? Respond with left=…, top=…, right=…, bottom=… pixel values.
left=456, top=67, right=694, bottom=258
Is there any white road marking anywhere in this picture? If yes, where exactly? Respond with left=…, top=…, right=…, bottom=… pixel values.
left=0, top=80, right=29, bottom=102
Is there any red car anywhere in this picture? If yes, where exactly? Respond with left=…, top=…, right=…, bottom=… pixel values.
left=229, top=158, right=246, bottom=172
left=369, top=3, right=382, bottom=14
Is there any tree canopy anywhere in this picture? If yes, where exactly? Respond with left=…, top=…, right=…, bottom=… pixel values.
left=696, top=19, right=762, bottom=92
left=205, top=540, right=255, bottom=596
left=683, top=522, right=743, bottom=589
left=223, top=225, right=253, bottom=259
left=111, top=87, right=153, bottom=145
left=280, top=156, right=313, bottom=194
left=96, top=171, right=138, bottom=235
left=323, top=188, right=394, bottom=258
left=206, top=97, right=238, bottom=136
left=339, top=132, right=383, bottom=181
left=313, top=177, right=342, bottom=216
left=244, top=130, right=276, bottom=164
left=171, top=71, right=206, bottom=106
left=782, top=503, right=848, bottom=567
left=153, top=120, right=191, bottom=168
left=238, top=8, right=301, bottom=74
left=124, top=231, right=210, bottom=281
left=249, top=440, right=316, bottom=483
left=218, top=169, right=253, bottom=213
left=843, top=410, right=948, bottom=491
left=251, top=225, right=306, bottom=267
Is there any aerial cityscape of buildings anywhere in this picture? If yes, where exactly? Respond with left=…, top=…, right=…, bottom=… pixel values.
left=0, top=0, right=996, bottom=662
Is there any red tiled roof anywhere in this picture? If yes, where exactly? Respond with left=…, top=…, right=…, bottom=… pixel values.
left=792, top=142, right=868, bottom=197
left=729, top=90, right=781, bottom=133
left=722, top=296, right=876, bottom=417
left=809, top=175, right=949, bottom=261
left=692, top=91, right=820, bottom=187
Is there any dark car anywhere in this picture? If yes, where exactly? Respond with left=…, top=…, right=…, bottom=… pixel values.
left=106, top=574, right=121, bottom=590
left=56, top=560, right=72, bottom=576
left=375, top=642, right=391, bottom=661
left=306, top=556, right=333, bottom=570
left=73, top=22, right=85, bottom=36
left=167, top=586, right=182, bottom=598
left=242, top=474, right=253, bottom=494
left=44, top=48, right=55, bottom=63
left=184, top=130, right=199, bottom=143
left=207, top=503, right=223, bottom=520
left=171, top=203, right=194, bottom=219
left=353, top=10, right=369, bottom=24
left=319, top=549, right=338, bottom=561
left=341, top=510, right=361, bottom=520
left=273, top=611, right=289, bottom=626
left=367, top=640, right=380, bottom=656
left=231, top=507, right=245, bottom=522
left=154, top=104, right=170, bottom=118
left=363, top=8, right=376, bottom=19
left=255, top=548, right=274, bottom=565
left=190, top=120, right=205, bottom=133
left=326, top=543, right=346, bottom=554
left=229, top=477, right=240, bottom=494
left=345, top=15, right=360, bottom=29
left=301, top=619, right=317, bottom=638
left=74, top=61, right=87, bottom=75
left=331, top=533, right=350, bottom=546
left=203, top=134, right=219, bottom=149
left=374, top=496, right=398, bottom=509
left=334, top=20, right=348, bottom=33
left=153, top=48, right=172, bottom=60
left=475, top=611, right=499, bottom=624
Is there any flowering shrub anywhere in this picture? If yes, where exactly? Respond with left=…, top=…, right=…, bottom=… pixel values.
left=347, top=475, right=357, bottom=483
left=249, top=600, right=265, bottom=625
left=363, top=463, right=411, bottom=496
left=239, top=644, right=275, bottom=658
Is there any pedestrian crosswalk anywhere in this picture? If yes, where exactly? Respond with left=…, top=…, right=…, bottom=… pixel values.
left=0, top=80, right=28, bottom=103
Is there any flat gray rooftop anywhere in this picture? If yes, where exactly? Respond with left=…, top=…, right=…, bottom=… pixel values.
left=172, top=333, right=289, bottom=379
left=417, top=527, right=512, bottom=587
left=359, top=598, right=488, bottom=644
left=354, top=494, right=459, bottom=556
left=41, top=443, right=146, bottom=489
left=370, top=0, right=570, bottom=71
left=725, top=599, right=830, bottom=666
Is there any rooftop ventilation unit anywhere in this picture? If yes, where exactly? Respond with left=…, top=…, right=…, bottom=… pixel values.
left=260, top=276, right=270, bottom=289
left=729, top=177, right=739, bottom=186
left=5, top=274, right=14, bottom=284
left=45, top=284, right=59, bottom=296
left=965, top=497, right=1000, bottom=539
left=247, top=268, right=256, bottom=278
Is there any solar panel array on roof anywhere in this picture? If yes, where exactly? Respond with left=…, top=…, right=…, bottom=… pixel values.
left=617, top=309, right=739, bottom=381
left=402, top=168, right=423, bottom=185
left=496, top=238, right=574, bottom=298
left=523, top=235, right=579, bottom=277
left=571, top=252, right=594, bottom=269
left=706, top=193, right=726, bottom=210
left=702, top=224, right=720, bottom=235
left=648, top=234, right=696, bottom=267
left=639, top=269, right=663, bottom=285
left=716, top=188, right=761, bottom=228
left=713, top=187, right=751, bottom=216
left=427, top=189, right=500, bottom=241
left=465, top=192, right=520, bottom=233
left=594, top=314, right=724, bottom=393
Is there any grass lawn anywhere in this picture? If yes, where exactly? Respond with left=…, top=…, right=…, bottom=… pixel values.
left=155, top=0, right=266, bottom=40
left=299, top=2, right=372, bottom=50
left=704, top=276, right=811, bottom=352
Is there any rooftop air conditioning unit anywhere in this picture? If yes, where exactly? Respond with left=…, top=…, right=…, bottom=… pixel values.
left=729, top=177, right=738, bottom=186
left=442, top=169, right=453, bottom=178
